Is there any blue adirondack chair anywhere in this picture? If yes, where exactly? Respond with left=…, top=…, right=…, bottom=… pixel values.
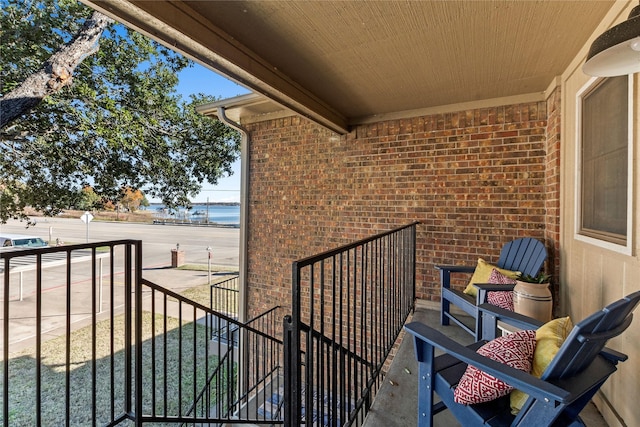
left=437, top=237, right=547, bottom=340
left=405, top=291, right=640, bottom=427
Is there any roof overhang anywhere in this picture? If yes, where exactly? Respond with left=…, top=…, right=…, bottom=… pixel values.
left=196, top=93, right=290, bottom=125
left=82, top=0, right=622, bottom=134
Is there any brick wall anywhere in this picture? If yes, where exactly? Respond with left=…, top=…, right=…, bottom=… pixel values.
left=544, top=85, right=562, bottom=309
left=244, top=102, right=550, bottom=318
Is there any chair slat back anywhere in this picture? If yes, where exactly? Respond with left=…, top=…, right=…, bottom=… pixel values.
left=543, top=291, right=640, bottom=380
left=496, top=237, right=547, bottom=277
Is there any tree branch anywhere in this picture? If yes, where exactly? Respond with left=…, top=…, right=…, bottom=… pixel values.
left=0, top=10, right=113, bottom=128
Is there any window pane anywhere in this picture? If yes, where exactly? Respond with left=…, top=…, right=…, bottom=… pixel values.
left=580, top=76, right=628, bottom=242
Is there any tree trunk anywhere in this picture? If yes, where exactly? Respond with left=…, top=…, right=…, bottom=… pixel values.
left=0, top=11, right=113, bottom=129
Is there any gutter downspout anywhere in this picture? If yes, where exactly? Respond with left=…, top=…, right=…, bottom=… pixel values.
left=217, top=106, right=251, bottom=401
left=217, top=106, right=249, bottom=325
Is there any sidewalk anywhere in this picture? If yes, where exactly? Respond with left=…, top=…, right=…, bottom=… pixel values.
left=1, top=265, right=235, bottom=356
left=142, top=264, right=238, bottom=294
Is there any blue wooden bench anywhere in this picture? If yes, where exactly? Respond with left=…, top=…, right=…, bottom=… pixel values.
left=437, top=237, right=547, bottom=340
left=405, top=291, right=640, bottom=427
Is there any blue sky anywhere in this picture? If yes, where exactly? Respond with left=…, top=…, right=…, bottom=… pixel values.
left=173, top=63, right=250, bottom=204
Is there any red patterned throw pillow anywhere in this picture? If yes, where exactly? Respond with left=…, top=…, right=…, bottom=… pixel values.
left=487, top=268, right=516, bottom=311
left=488, top=292, right=514, bottom=311
left=453, top=330, right=536, bottom=405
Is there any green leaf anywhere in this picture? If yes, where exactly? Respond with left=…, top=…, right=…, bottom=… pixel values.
left=0, top=0, right=240, bottom=221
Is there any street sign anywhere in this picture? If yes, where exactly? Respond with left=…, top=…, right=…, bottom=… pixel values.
left=80, top=211, right=94, bottom=224
left=80, top=211, right=94, bottom=242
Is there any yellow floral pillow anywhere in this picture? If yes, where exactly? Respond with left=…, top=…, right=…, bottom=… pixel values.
left=510, top=316, right=573, bottom=414
left=462, top=258, right=521, bottom=298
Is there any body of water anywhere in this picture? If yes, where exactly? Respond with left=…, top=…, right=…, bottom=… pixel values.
left=151, top=204, right=240, bottom=225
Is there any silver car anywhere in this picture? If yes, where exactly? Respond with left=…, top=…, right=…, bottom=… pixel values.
left=0, top=233, right=48, bottom=249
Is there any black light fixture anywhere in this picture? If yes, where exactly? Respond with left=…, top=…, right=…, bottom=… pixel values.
left=583, top=2, right=640, bottom=76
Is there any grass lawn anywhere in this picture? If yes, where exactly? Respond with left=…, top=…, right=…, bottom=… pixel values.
left=173, top=270, right=239, bottom=314
left=2, top=310, right=234, bottom=426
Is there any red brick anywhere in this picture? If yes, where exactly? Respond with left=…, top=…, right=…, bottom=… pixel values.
left=244, top=100, right=553, bottom=307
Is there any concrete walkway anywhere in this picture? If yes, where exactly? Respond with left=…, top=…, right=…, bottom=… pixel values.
left=363, top=303, right=608, bottom=427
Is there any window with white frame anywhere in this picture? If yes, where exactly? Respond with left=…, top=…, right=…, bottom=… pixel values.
left=576, top=75, right=633, bottom=253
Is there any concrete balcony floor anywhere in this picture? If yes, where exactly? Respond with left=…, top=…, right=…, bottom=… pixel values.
left=363, top=302, right=608, bottom=427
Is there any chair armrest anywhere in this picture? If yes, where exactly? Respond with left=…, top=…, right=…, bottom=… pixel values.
left=599, top=347, right=628, bottom=363
left=436, top=265, right=475, bottom=291
left=473, top=283, right=516, bottom=292
left=435, top=265, right=476, bottom=273
left=544, top=354, right=619, bottom=402
left=404, top=321, right=570, bottom=403
left=478, top=303, right=544, bottom=339
left=473, top=283, right=516, bottom=304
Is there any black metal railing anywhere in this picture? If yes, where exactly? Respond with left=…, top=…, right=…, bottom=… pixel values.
left=1, top=240, right=140, bottom=426
left=3, top=223, right=419, bottom=427
left=140, top=279, right=284, bottom=426
left=284, top=222, right=418, bottom=427
left=210, top=275, right=239, bottom=318
left=1, top=241, right=284, bottom=426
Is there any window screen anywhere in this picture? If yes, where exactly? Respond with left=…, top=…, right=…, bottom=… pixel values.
left=580, top=76, right=628, bottom=245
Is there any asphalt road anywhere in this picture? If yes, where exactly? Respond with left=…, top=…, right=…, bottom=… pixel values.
left=0, top=216, right=240, bottom=268
left=1, top=216, right=240, bottom=353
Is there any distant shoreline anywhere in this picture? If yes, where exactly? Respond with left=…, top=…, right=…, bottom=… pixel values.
left=149, top=202, right=239, bottom=207
left=22, top=204, right=240, bottom=225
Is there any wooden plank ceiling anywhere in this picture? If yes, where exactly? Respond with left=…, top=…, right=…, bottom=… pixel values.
left=84, top=0, right=615, bottom=134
